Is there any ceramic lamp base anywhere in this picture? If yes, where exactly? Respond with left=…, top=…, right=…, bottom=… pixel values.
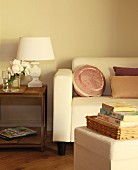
left=28, top=78, right=42, bottom=87
left=28, top=62, right=42, bottom=87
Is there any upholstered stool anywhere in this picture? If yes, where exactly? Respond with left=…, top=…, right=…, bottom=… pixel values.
left=74, top=126, right=138, bottom=170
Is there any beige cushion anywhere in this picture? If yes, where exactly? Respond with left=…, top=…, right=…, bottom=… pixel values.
left=110, top=76, right=138, bottom=98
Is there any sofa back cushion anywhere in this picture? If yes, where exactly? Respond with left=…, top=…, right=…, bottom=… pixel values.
left=110, top=76, right=138, bottom=98
left=113, top=66, right=138, bottom=76
left=72, top=57, right=138, bottom=95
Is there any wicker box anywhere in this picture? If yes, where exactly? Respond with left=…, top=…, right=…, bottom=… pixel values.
left=86, top=116, right=138, bottom=140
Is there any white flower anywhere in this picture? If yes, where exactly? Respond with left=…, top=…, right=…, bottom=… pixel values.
left=7, top=59, right=31, bottom=76
left=21, top=61, right=31, bottom=70
left=24, top=69, right=30, bottom=76
left=12, top=59, right=21, bottom=65
left=12, top=64, right=24, bottom=74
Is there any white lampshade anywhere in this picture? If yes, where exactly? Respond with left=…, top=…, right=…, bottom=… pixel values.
left=16, top=37, right=55, bottom=87
left=16, top=37, right=55, bottom=61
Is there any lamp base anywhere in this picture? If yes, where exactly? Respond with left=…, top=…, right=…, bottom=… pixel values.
left=28, top=78, right=43, bottom=87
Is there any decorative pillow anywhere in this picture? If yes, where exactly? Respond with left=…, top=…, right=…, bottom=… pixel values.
left=73, top=65, right=105, bottom=97
left=110, top=76, right=138, bottom=98
left=113, top=66, right=138, bottom=76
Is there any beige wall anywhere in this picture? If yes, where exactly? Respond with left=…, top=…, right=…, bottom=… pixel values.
left=0, top=0, right=138, bottom=131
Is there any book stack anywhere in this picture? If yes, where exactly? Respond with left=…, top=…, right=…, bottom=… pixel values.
left=97, top=101, right=138, bottom=128
left=85, top=101, right=138, bottom=140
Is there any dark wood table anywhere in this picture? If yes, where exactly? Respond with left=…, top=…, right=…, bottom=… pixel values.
left=0, top=85, right=47, bottom=151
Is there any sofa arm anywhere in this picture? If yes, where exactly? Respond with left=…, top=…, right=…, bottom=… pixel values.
left=53, top=69, right=73, bottom=142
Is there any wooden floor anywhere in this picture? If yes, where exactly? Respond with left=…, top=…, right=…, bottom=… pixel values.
left=0, top=133, right=74, bottom=170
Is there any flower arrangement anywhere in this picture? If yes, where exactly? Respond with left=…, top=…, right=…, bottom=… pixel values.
left=7, top=59, right=31, bottom=84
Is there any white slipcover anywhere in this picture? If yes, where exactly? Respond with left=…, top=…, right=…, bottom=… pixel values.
left=53, top=57, right=138, bottom=142
left=74, top=126, right=138, bottom=170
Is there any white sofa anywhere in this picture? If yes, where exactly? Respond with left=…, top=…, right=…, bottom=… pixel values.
left=53, top=57, right=138, bottom=155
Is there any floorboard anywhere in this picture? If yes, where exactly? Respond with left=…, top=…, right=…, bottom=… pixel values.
left=0, top=132, right=74, bottom=170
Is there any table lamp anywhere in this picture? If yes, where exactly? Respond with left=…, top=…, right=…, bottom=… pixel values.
left=16, top=37, right=55, bottom=87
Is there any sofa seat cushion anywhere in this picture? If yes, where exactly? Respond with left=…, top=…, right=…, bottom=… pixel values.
left=71, top=96, right=138, bottom=141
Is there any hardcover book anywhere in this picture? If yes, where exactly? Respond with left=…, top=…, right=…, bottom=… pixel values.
left=0, top=126, right=37, bottom=140
left=102, top=102, right=136, bottom=112
left=100, top=108, right=111, bottom=115
left=97, top=113, right=138, bottom=127
left=100, top=108, right=138, bottom=121
left=111, top=111, right=138, bottom=121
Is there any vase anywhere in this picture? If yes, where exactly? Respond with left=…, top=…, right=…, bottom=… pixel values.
left=2, top=71, right=11, bottom=92
left=11, top=75, right=20, bottom=92
left=2, top=72, right=21, bottom=93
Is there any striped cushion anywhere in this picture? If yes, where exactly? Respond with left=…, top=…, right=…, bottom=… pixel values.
left=73, top=65, right=105, bottom=97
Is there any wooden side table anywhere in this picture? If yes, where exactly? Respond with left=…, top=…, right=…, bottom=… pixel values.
left=0, top=85, right=47, bottom=151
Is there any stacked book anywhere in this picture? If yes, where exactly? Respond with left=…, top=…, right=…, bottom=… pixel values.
left=90, top=101, right=138, bottom=139
left=97, top=101, right=138, bottom=127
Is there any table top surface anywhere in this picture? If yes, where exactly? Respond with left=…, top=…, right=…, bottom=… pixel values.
left=0, top=85, right=47, bottom=96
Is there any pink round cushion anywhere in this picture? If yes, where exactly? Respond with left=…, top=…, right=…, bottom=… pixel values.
left=73, top=65, right=105, bottom=97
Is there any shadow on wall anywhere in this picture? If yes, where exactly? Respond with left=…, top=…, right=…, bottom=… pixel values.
left=0, top=39, right=18, bottom=61
left=57, top=58, right=73, bottom=70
